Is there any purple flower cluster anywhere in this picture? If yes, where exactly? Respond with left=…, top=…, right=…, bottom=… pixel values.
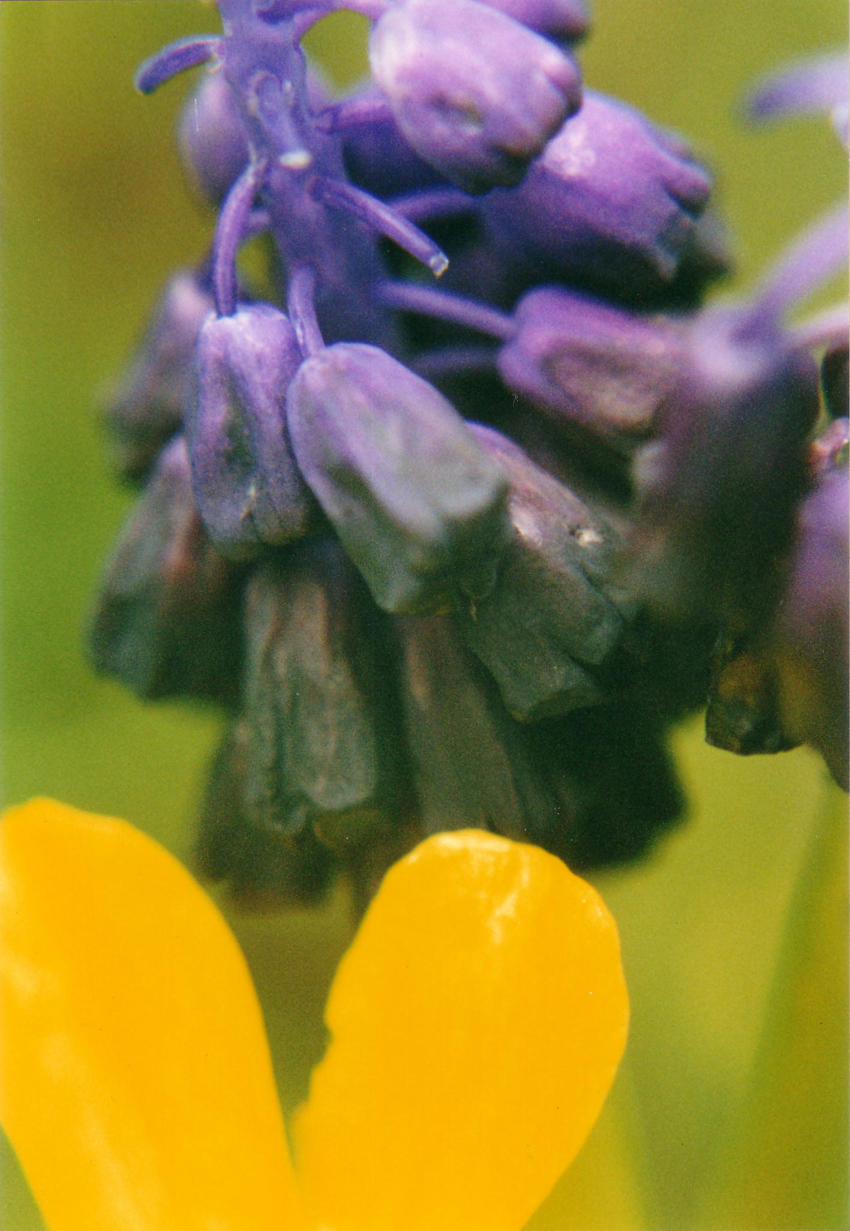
left=91, top=0, right=848, bottom=906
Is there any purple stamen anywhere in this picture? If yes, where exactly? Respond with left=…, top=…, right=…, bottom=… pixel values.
left=745, top=51, right=849, bottom=123
left=213, top=160, right=267, bottom=317
left=135, top=36, right=223, bottom=95
left=316, top=93, right=394, bottom=134
left=390, top=188, right=477, bottom=225
left=378, top=281, right=513, bottom=339
left=750, top=202, right=850, bottom=323
left=311, top=176, right=449, bottom=275
left=287, top=265, right=326, bottom=355
left=412, top=345, right=500, bottom=381
left=792, top=302, right=850, bottom=353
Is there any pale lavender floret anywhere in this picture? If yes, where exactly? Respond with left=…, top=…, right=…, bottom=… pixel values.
left=188, top=303, right=315, bottom=559
left=369, top=0, right=582, bottom=193
left=497, top=287, right=683, bottom=455
left=481, top=89, right=712, bottom=298
left=286, top=342, right=509, bottom=613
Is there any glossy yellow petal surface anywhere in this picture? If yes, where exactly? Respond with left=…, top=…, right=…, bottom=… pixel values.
left=295, top=830, right=629, bottom=1231
left=0, top=799, right=305, bottom=1231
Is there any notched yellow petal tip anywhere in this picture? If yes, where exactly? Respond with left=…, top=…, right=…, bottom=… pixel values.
left=296, top=827, right=629, bottom=1231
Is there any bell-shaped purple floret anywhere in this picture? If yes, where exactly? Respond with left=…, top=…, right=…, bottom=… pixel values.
left=178, top=71, right=250, bottom=206
left=456, top=425, right=629, bottom=721
left=197, top=719, right=334, bottom=910
left=394, top=614, right=559, bottom=840
left=286, top=342, right=509, bottom=613
left=771, top=462, right=849, bottom=790
left=498, top=287, right=683, bottom=458
left=188, top=303, right=316, bottom=560
left=631, top=307, right=820, bottom=623
left=476, top=0, right=590, bottom=40
left=104, top=269, right=215, bottom=482
left=368, top=0, right=581, bottom=194
left=240, top=543, right=403, bottom=843
left=88, top=436, right=243, bottom=704
left=481, top=89, right=712, bottom=300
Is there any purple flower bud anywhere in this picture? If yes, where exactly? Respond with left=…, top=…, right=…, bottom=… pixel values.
left=188, top=303, right=316, bottom=560
left=498, top=288, right=683, bottom=458
left=394, top=614, right=557, bottom=840
left=481, top=90, right=712, bottom=299
left=771, top=465, right=849, bottom=790
left=475, top=0, right=590, bottom=40
left=455, top=425, right=628, bottom=720
left=286, top=343, right=509, bottom=613
left=631, top=308, right=820, bottom=623
left=88, top=436, right=242, bottom=703
left=178, top=71, right=250, bottom=206
left=368, top=0, right=581, bottom=193
left=241, top=545, right=401, bottom=842
left=196, top=720, right=334, bottom=909
left=104, top=270, right=214, bottom=482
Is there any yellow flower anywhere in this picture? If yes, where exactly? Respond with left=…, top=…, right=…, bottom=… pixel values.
left=0, top=799, right=628, bottom=1231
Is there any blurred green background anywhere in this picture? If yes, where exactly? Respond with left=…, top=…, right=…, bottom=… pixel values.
left=1, top=2, right=846, bottom=1228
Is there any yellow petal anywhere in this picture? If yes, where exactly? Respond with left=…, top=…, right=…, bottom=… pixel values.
left=0, top=799, right=305, bottom=1231
left=295, top=829, right=629, bottom=1231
